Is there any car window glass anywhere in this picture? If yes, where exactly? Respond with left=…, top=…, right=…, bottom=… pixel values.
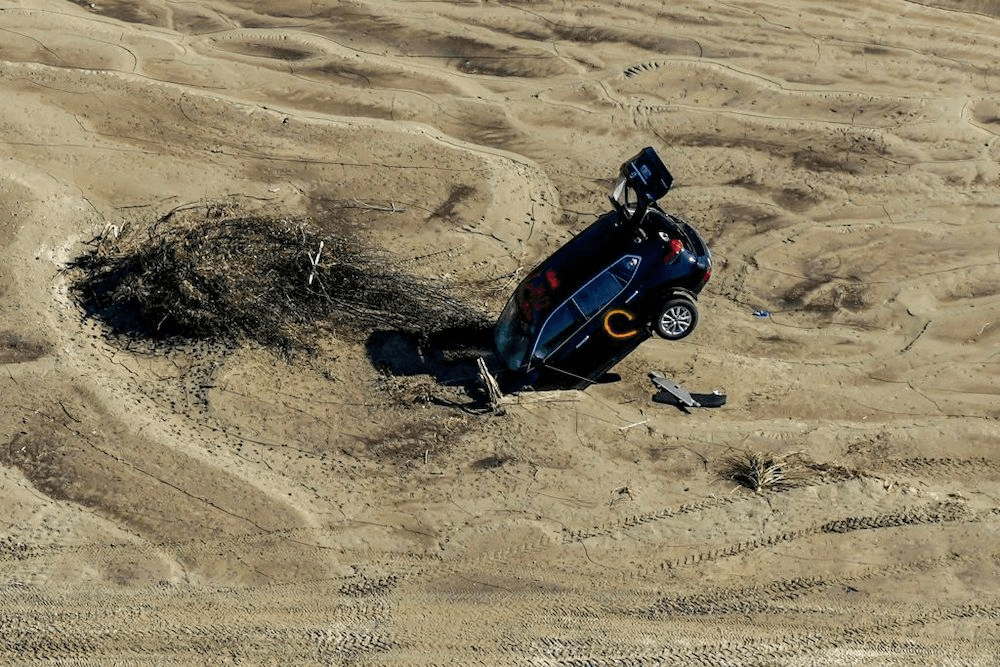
left=534, top=302, right=582, bottom=358
left=574, top=256, right=640, bottom=318
left=573, top=271, right=623, bottom=318
left=609, top=255, right=640, bottom=283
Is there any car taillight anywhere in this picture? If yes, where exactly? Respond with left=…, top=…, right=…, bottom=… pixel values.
left=663, top=238, right=683, bottom=263
left=697, top=268, right=711, bottom=289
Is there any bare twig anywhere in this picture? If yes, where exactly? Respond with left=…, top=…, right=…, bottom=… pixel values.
left=477, top=357, right=503, bottom=413
left=619, top=419, right=648, bottom=431
left=347, top=199, right=406, bottom=212
left=307, top=240, right=323, bottom=286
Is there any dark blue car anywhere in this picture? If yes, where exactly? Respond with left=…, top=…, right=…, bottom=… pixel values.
left=494, top=147, right=712, bottom=390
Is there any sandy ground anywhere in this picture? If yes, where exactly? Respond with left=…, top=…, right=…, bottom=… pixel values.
left=2, top=0, right=1000, bottom=663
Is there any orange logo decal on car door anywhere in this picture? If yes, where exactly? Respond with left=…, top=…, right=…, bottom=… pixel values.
left=604, top=309, right=639, bottom=339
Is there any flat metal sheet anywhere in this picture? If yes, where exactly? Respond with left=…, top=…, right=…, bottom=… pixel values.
left=649, top=371, right=700, bottom=407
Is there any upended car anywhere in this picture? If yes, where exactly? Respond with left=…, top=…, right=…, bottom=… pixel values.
left=493, top=147, right=712, bottom=390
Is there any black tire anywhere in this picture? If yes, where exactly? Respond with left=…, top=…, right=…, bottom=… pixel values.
left=653, top=298, right=698, bottom=340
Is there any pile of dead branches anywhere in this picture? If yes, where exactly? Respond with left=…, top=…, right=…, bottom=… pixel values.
left=68, top=203, right=486, bottom=352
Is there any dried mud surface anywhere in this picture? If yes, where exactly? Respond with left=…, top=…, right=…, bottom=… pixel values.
left=2, top=0, right=999, bottom=664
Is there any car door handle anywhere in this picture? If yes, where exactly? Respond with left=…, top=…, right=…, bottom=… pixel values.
left=574, top=335, right=590, bottom=349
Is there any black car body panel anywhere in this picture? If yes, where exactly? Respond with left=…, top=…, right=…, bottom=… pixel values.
left=494, top=147, right=712, bottom=390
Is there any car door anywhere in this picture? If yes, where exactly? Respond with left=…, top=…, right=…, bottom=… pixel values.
left=537, top=256, right=647, bottom=384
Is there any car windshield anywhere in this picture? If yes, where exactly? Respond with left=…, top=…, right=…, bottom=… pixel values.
left=494, top=294, right=534, bottom=370
left=494, top=266, right=566, bottom=370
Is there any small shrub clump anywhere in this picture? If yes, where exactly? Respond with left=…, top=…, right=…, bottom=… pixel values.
left=719, top=450, right=811, bottom=493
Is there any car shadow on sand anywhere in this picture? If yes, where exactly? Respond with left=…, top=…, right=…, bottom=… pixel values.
left=364, top=324, right=503, bottom=411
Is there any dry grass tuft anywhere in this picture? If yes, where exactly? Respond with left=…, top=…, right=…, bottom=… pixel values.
left=67, top=201, right=486, bottom=353
left=719, top=450, right=812, bottom=493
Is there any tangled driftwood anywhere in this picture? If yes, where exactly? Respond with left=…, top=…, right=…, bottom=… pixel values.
left=68, top=202, right=486, bottom=352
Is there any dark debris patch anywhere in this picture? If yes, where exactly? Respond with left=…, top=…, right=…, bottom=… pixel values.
left=0, top=331, right=51, bottom=363
left=67, top=201, right=487, bottom=354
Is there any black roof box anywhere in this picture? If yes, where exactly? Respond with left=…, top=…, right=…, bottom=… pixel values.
left=621, top=146, right=672, bottom=204
left=611, top=147, right=673, bottom=226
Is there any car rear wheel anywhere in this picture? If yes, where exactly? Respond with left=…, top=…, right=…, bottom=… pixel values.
left=654, top=298, right=698, bottom=340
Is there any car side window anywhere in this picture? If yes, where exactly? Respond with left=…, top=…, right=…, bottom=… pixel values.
left=573, top=271, right=623, bottom=318
left=574, top=256, right=640, bottom=318
left=534, top=301, right=583, bottom=358
left=532, top=255, right=640, bottom=360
